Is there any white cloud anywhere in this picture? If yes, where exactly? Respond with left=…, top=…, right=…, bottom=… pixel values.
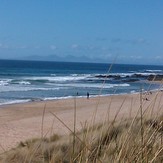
left=71, top=44, right=111, bottom=52
left=0, top=43, right=9, bottom=49
left=130, top=55, right=142, bottom=59
left=111, top=38, right=148, bottom=45
left=18, top=45, right=27, bottom=49
left=50, top=45, right=57, bottom=50
left=34, top=46, right=40, bottom=49
left=137, top=38, right=146, bottom=43
left=0, top=43, right=29, bottom=50
left=71, top=44, right=79, bottom=49
left=155, top=55, right=163, bottom=59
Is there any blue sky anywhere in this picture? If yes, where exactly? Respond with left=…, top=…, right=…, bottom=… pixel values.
left=0, top=0, right=163, bottom=65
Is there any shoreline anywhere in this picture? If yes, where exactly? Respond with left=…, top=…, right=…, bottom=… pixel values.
left=0, top=89, right=158, bottom=109
left=0, top=90, right=162, bottom=153
left=0, top=84, right=162, bottom=107
left=0, top=92, right=143, bottom=108
left=0, top=72, right=163, bottom=106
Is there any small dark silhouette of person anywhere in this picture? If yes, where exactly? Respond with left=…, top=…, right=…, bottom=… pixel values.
left=143, top=97, right=150, bottom=101
left=146, top=97, right=150, bottom=101
left=87, top=92, right=89, bottom=99
left=76, top=92, right=79, bottom=96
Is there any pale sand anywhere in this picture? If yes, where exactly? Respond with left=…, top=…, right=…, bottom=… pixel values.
left=0, top=91, right=162, bottom=153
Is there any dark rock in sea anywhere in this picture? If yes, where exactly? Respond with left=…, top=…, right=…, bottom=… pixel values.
left=95, top=75, right=104, bottom=78
left=132, top=74, right=145, bottom=78
left=114, top=76, right=121, bottom=80
left=125, top=76, right=130, bottom=78
left=147, top=74, right=163, bottom=81
left=95, top=75, right=110, bottom=78
left=95, top=75, right=121, bottom=79
left=95, top=73, right=163, bottom=82
left=122, top=79, right=139, bottom=82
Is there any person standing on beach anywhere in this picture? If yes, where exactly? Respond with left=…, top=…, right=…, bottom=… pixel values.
left=87, top=92, right=89, bottom=99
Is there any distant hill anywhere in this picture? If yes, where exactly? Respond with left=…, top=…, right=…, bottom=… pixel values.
left=19, top=54, right=105, bottom=63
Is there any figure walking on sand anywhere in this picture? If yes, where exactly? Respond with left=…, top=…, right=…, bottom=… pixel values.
left=87, top=92, right=89, bottom=99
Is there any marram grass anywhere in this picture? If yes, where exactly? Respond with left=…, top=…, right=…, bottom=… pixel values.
left=0, top=115, right=162, bottom=163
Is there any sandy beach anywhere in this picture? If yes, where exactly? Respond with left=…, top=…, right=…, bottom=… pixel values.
left=0, top=90, right=162, bottom=153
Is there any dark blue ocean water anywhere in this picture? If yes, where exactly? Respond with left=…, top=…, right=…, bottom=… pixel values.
left=0, top=59, right=162, bottom=105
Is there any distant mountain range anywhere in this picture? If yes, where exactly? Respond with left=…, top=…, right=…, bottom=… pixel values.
left=19, top=54, right=106, bottom=63
left=1, top=54, right=161, bottom=65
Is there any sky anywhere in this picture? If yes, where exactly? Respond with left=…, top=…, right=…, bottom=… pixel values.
left=0, top=0, right=163, bottom=65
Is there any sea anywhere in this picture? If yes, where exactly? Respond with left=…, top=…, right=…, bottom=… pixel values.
left=0, top=59, right=162, bottom=106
